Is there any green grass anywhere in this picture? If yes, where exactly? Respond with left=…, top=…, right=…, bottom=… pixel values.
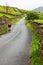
left=34, top=20, right=43, bottom=23
left=10, top=18, right=20, bottom=24
left=0, top=13, right=14, bottom=18
left=0, top=6, right=22, bottom=15
left=26, top=20, right=43, bottom=65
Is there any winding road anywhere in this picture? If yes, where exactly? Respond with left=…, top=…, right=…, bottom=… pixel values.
left=0, top=18, right=32, bottom=65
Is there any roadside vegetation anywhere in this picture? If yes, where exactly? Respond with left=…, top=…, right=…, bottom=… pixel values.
left=25, top=11, right=43, bottom=65
left=10, top=18, right=20, bottom=24
left=26, top=20, right=43, bottom=65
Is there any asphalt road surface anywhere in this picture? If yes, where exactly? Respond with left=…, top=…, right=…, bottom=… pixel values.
left=0, top=18, right=32, bottom=65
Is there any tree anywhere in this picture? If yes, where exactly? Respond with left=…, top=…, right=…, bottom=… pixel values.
left=26, top=11, right=39, bottom=20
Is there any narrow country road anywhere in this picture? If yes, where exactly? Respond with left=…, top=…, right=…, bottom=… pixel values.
left=0, top=18, right=32, bottom=65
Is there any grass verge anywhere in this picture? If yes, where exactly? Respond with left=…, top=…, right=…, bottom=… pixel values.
left=10, top=18, right=20, bottom=24
left=25, top=20, right=43, bottom=65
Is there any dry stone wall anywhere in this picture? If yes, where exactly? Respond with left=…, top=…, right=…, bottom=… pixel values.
left=29, top=20, right=43, bottom=41
left=29, top=20, right=43, bottom=61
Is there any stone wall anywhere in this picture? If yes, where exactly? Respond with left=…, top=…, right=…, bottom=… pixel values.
left=29, top=20, right=43, bottom=41
left=0, top=23, right=8, bottom=35
left=29, top=20, right=43, bottom=61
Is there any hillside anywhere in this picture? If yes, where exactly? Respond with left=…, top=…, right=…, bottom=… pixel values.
left=33, top=7, right=43, bottom=12
left=0, top=5, right=22, bottom=16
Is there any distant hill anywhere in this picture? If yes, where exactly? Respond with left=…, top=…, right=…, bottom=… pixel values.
left=33, top=7, right=43, bottom=12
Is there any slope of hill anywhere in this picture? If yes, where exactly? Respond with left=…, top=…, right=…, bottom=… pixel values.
left=33, top=7, right=43, bottom=12
left=0, top=5, right=22, bottom=15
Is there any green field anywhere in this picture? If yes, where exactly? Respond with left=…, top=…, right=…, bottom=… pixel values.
left=34, top=20, right=43, bottom=23
left=0, top=6, right=22, bottom=15
left=0, top=5, right=23, bottom=18
left=0, top=13, right=14, bottom=18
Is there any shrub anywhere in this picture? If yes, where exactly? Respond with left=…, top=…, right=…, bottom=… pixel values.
left=26, top=11, right=39, bottom=20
